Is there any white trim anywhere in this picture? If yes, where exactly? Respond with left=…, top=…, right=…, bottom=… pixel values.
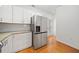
left=56, top=39, right=79, bottom=50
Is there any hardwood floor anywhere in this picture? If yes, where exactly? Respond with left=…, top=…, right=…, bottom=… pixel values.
left=17, top=35, right=79, bottom=53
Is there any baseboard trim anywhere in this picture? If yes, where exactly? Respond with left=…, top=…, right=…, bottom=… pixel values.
left=56, top=39, right=79, bottom=50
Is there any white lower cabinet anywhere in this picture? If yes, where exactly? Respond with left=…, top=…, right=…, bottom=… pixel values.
left=13, top=32, right=32, bottom=52
left=1, top=35, right=13, bottom=53
left=1, top=32, right=32, bottom=53
left=25, top=32, right=32, bottom=48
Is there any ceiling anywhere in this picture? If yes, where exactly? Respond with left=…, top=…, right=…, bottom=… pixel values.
left=18, top=5, right=60, bottom=15
left=33, top=5, right=60, bottom=14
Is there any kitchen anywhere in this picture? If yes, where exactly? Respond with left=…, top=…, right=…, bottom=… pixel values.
left=0, top=5, right=79, bottom=53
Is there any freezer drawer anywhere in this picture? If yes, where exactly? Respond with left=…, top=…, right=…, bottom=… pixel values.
left=33, top=34, right=42, bottom=49
left=41, top=33, right=48, bottom=46
left=33, top=33, right=47, bottom=49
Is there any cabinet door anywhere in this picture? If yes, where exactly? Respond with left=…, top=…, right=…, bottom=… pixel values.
left=33, top=34, right=42, bottom=49
left=41, top=33, right=47, bottom=46
left=0, top=6, right=3, bottom=22
left=26, top=32, right=32, bottom=48
left=24, top=9, right=31, bottom=24
left=13, top=33, right=32, bottom=52
left=13, top=34, right=25, bottom=52
left=1, top=6, right=12, bottom=23
left=13, top=6, right=24, bottom=23
left=1, top=36, right=13, bottom=53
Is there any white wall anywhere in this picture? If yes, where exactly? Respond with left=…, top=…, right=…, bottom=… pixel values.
left=56, top=6, right=79, bottom=49
left=48, top=15, right=56, bottom=36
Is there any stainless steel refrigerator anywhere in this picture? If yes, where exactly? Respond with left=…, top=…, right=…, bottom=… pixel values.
left=31, top=15, right=48, bottom=49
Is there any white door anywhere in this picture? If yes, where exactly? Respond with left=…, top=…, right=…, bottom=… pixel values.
left=13, top=6, right=24, bottom=23
left=1, top=36, right=13, bottom=53
left=1, top=6, right=12, bottom=23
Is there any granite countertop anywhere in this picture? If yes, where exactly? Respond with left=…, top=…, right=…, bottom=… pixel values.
left=0, top=33, right=12, bottom=42
left=0, top=31, right=31, bottom=42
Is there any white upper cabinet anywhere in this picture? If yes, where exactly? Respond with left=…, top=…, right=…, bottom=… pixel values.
left=0, top=6, right=32, bottom=24
left=13, top=6, right=24, bottom=23
left=0, top=6, right=12, bottom=23
left=0, top=7, right=2, bottom=22
left=24, top=9, right=31, bottom=24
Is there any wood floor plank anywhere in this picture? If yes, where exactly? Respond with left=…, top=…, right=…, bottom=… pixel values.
left=17, top=35, right=79, bottom=53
